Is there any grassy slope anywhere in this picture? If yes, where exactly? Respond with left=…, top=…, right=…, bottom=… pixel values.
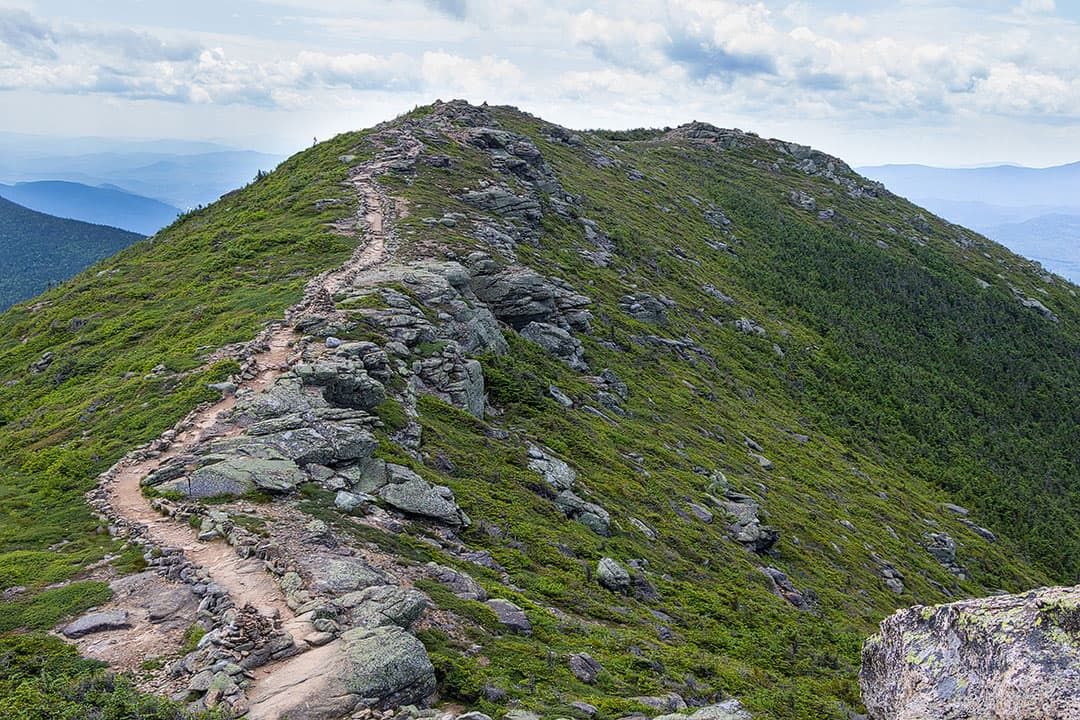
left=0, top=103, right=1076, bottom=718
left=349, top=105, right=1070, bottom=717
left=0, top=128, right=371, bottom=645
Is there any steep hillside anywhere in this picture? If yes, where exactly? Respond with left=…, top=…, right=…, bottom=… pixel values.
left=0, top=101, right=1077, bottom=720
left=0, top=196, right=144, bottom=310
left=0, top=181, right=180, bottom=235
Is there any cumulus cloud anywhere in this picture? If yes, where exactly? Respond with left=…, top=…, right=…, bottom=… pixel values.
left=0, top=8, right=57, bottom=60
left=3, top=0, right=1080, bottom=140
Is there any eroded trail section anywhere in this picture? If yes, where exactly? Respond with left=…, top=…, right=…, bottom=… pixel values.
left=81, top=133, right=422, bottom=716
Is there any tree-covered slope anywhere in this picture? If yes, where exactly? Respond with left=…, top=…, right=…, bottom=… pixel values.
left=0, top=101, right=1076, bottom=719
left=0, top=196, right=145, bottom=310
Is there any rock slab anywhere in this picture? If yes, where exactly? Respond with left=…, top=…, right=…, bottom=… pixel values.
left=860, top=584, right=1080, bottom=719
left=61, top=610, right=131, bottom=638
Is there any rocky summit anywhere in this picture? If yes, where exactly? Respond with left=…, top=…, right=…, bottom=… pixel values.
left=2, top=100, right=1080, bottom=719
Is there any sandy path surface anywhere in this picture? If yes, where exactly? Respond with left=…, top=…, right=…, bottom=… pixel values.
left=94, top=134, right=422, bottom=702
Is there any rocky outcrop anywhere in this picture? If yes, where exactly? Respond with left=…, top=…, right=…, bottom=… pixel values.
left=527, top=445, right=611, bottom=535
left=713, top=489, right=779, bottom=554
left=861, top=584, right=1080, bottom=719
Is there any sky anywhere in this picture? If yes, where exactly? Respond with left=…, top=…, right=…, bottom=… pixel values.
left=1, top=0, right=1079, bottom=166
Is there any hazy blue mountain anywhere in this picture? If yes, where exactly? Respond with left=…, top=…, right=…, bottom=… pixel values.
left=0, top=196, right=142, bottom=310
left=985, top=214, right=1080, bottom=282
left=0, top=150, right=284, bottom=209
left=859, top=162, right=1080, bottom=209
left=859, top=162, right=1080, bottom=282
left=0, top=132, right=285, bottom=209
left=0, top=181, right=180, bottom=235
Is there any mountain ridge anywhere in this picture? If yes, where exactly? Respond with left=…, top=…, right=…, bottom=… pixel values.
left=0, top=99, right=1076, bottom=719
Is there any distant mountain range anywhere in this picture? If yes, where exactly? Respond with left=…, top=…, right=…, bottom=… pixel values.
left=0, top=181, right=179, bottom=235
left=859, top=162, right=1080, bottom=282
left=0, top=196, right=142, bottom=310
left=0, top=132, right=284, bottom=210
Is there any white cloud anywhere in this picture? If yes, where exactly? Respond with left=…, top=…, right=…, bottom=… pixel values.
left=3, top=1, right=1080, bottom=165
left=1019, top=0, right=1055, bottom=13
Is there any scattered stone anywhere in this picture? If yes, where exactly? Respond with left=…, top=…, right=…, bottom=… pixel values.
left=596, top=558, right=631, bottom=594
left=619, top=293, right=668, bottom=324
left=485, top=598, right=531, bottom=635
left=425, top=563, right=487, bottom=601
left=571, top=701, right=599, bottom=717
left=527, top=446, right=577, bottom=490
left=567, top=652, right=603, bottom=684
left=378, top=464, right=469, bottom=527
left=761, top=566, right=811, bottom=610
left=520, top=321, right=587, bottom=371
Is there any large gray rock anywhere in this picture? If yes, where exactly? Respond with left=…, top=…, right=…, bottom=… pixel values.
left=597, top=558, right=630, bottom=594
left=246, top=625, right=435, bottom=719
left=568, top=652, right=603, bottom=684
left=654, top=701, right=752, bottom=720
left=234, top=376, right=328, bottom=421
left=553, top=490, right=611, bottom=536
left=717, top=490, right=779, bottom=553
left=465, top=253, right=591, bottom=332
left=162, top=457, right=306, bottom=497
left=413, top=342, right=485, bottom=417
left=425, top=562, right=487, bottom=601
left=61, top=610, right=131, bottom=638
left=339, top=585, right=427, bottom=629
left=378, top=464, right=469, bottom=527
left=211, top=417, right=378, bottom=467
left=619, top=293, right=668, bottom=324
left=526, top=445, right=577, bottom=490
left=300, top=555, right=388, bottom=596
left=520, top=321, right=587, bottom=371
left=861, top=584, right=1080, bottom=719
left=461, top=184, right=542, bottom=223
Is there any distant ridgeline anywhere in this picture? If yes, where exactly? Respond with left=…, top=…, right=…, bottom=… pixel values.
left=0, top=196, right=143, bottom=311
left=1, top=101, right=1079, bottom=719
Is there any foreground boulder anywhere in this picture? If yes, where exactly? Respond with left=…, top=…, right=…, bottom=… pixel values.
left=860, top=584, right=1080, bottom=719
left=246, top=625, right=435, bottom=719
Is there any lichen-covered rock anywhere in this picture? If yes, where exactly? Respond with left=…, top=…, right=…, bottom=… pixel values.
left=378, top=464, right=469, bottom=527
left=163, top=457, right=306, bottom=497
left=619, top=293, right=668, bottom=324
left=860, top=584, right=1080, bottom=719
left=299, top=555, right=388, bottom=596
left=425, top=562, right=487, bottom=601
left=568, top=652, right=603, bottom=684
left=527, top=445, right=577, bottom=490
left=339, top=585, right=427, bottom=629
left=211, top=415, right=378, bottom=467
left=485, top=598, right=531, bottom=635
left=653, top=701, right=753, bottom=720
left=412, top=341, right=485, bottom=417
